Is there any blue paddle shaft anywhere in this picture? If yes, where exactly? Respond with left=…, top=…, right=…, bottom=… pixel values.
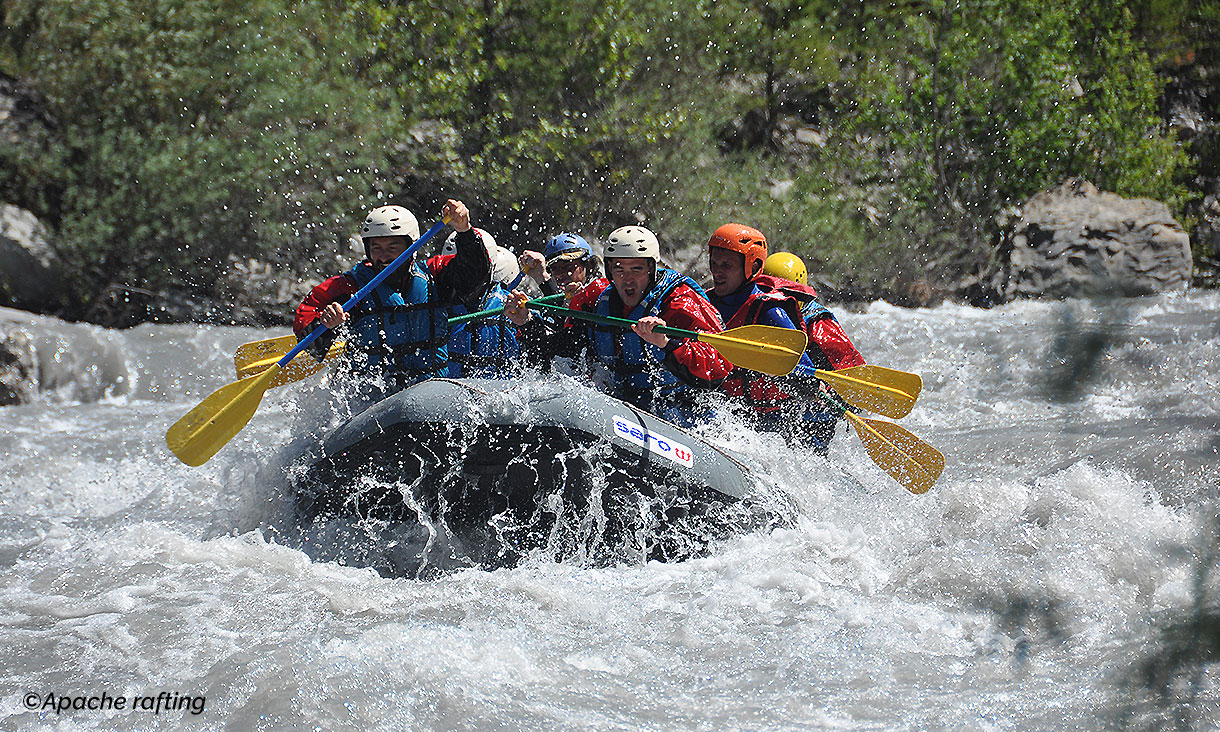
left=276, top=218, right=449, bottom=368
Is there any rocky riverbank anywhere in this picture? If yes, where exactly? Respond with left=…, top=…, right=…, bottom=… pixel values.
left=1, top=176, right=1201, bottom=328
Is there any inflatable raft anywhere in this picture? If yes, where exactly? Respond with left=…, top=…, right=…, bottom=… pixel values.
left=294, top=378, right=790, bottom=571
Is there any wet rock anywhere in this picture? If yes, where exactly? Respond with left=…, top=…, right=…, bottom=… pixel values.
left=0, top=325, right=37, bottom=406
left=0, top=72, right=55, bottom=145
left=1188, top=194, right=1220, bottom=287
left=768, top=179, right=796, bottom=199
left=794, top=127, right=826, bottom=146
left=0, top=204, right=67, bottom=314
left=999, top=178, right=1192, bottom=299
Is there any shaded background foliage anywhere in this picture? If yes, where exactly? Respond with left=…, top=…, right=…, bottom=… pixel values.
left=0, top=0, right=1217, bottom=320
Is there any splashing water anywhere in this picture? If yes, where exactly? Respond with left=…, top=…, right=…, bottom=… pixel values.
left=1, top=293, right=1216, bottom=730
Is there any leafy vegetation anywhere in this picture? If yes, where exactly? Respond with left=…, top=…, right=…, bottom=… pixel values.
left=0, top=0, right=1215, bottom=321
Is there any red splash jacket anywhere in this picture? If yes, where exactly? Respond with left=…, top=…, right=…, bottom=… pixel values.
left=753, top=274, right=865, bottom=370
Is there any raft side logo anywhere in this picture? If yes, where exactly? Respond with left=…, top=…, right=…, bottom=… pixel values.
left=611, top=416, right=694, bottom=468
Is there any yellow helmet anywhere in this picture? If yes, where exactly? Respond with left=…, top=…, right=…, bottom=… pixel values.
left=763, top=252, right=807, bottom=286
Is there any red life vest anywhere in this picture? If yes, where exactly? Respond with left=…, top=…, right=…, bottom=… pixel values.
left=719, top=287, right=805, bottom=413
left=753, top=274, right=864, bottom=370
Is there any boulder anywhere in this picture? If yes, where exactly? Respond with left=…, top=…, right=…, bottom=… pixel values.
left=0, top=71, right=55, bottom=145
left=1000, top=179, right=1192, bottom=299
left=0, top=326, right=37, bottom=406
left=1191, top=194, right=1220, bottom=287
left=0, top=203, right=67, bottom=313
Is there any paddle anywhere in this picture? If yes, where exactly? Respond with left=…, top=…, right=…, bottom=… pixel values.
left=447, top=293, right=564, bottom=326
left=812, top=364, right=921, bottom=419
left=232, top=293, right=568, bottom=386
left=818, top=389, right=944, bottom=495
left=167, top=217, right=451, bottom=467
left=526, top=299, right=808, bottom=377
left=528, top=300, right=922, bottom=415
left=234, top=334, right=346, bottom=386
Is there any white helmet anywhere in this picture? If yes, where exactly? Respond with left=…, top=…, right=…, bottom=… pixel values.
left=361, top=205, right=420, bottom=240
left=442, top=227, right=497, bottom=256
left=443, top=229, right=523, bottom=290
left=487, top=244, right=523, bottom=289
left=604, top=225, right=660, bottom=264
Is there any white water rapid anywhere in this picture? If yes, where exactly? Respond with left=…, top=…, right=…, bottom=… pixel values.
left=1, top=293, right=1217, bottom=731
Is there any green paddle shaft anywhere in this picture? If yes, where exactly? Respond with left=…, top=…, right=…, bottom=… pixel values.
left=527, top=298, right=699, bottom=339
left=449, top=293, right=564, bottom=326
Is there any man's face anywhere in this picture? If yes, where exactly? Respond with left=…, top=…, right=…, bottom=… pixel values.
left=547, top=258, right=589, bottom=290
left=708, top=247, right=747, bottom=296
left=608, top=258, right=653, bottom=309
left=366, top=236, right=410, bottom=269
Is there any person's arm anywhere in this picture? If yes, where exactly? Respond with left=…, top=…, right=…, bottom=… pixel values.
left=431, top=228, right=492, bottom=307
left=649, top=287, right=733, bottom=390
left=429, top=199, right=491, bottom=306
left=519, top=250, right=557, bottom=294
left=808, top=315, right=865, bottom=370
left=293, top=275, right=357, bottom=359
left=539, top=278, right=562, bottom=297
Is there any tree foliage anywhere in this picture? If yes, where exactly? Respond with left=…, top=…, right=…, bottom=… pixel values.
left=2, top=0, right=404, bottom=316
left=840, top=0, right=1191, bottom=282
left=0, top=0, right=1210, bottom=320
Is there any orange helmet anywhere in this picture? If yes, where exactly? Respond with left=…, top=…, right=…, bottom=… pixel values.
left=708, top=224, right=768, bottom=280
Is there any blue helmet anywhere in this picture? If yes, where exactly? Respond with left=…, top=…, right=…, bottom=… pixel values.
left=543, top=233, right=594, bottom=266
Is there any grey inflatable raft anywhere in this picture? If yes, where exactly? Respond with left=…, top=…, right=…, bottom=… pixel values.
left=295, top=378, right=790, bottom=568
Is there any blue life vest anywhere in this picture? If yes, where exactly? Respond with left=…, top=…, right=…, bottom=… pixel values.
left=446, top=284, right=520, bottom=378
left=589, top=268, right=709, bottom=418
left=343, top=261, right=450, bottom=384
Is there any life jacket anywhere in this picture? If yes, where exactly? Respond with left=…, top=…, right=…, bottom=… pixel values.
left=588, top=268, right=708, bottom=415
left=343, top=260, right=450, bottom=383
left=753, top=273, right=829, bottom=320
left=446, top=284, right=520, bottom=378
left=754, top=273, right=854, bottom=369
left=717, top=284, right=805, bottom=414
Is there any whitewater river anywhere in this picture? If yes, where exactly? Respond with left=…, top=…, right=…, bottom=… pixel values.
left=1, top=293, right=1217, bottom=731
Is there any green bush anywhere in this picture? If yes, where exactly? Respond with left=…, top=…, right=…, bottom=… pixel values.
left=840, top=0, right=1192, bottom=283
left=0, top=0, right=1212, bottom=320
left=1, top=0, right=404, bottom=316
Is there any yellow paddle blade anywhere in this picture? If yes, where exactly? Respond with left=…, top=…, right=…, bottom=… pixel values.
left=699, top=324, right=808, bottom=376
left=234, top=335, right=298, bottom=372
left=845, top=411, right=944, bottom=494
left=234, top=335, right=345, bottom=388
left=814, top=364, right=922, bottom=419
left=166, top=366, right=280, bottom=466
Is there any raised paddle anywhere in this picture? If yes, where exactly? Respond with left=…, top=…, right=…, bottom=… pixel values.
left=526, top=299, right=808, bottom=377
left=232, top=293, right=567, bottom=385
left=818, top=389, right=944, bottom=494
left=167, top=217, right=451, bottom=467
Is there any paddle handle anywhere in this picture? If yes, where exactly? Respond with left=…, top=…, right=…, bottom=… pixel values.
left=277, top=217, right=450, bottom=369
left=448, top=293, right=564, bottom=325
left=526, top=299, right=699, bottom=339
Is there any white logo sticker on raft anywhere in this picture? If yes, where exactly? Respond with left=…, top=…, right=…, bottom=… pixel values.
left=611, top=416, right=694, bottom=468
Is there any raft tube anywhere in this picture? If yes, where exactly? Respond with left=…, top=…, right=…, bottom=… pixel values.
left=295, top=378, right=790, bottom=569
